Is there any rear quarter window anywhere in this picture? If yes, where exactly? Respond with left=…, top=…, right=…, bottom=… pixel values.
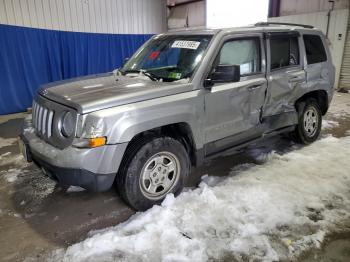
left=303, top=35, right=327, bottom=64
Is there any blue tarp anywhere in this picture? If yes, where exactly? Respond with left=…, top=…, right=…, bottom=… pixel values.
left=0, top=24, right=152, bottom=115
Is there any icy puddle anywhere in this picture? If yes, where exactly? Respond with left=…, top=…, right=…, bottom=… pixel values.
left=51, top=135, right=350, bottom=262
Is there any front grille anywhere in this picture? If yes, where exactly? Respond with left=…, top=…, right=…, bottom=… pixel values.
left=32, top=95, right=77, bottom=149
left=32, top=101, right=54, bottom=140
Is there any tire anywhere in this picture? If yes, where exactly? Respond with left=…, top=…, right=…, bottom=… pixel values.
left=116, top=136, right=190, bottom=211
left=292, top=98, right=322, bottom=144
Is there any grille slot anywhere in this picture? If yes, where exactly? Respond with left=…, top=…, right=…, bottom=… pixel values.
left=32, top=101, right=54, bottom=139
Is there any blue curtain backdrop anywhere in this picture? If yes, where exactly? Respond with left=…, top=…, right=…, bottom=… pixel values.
left=0, top=24, right=152, bottom=115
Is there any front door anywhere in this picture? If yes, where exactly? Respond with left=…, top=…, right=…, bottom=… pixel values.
left=204, top=35, right=267, bottom=155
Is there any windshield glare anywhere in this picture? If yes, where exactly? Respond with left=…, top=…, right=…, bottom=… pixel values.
left=121, top=35, right=212, bottom=82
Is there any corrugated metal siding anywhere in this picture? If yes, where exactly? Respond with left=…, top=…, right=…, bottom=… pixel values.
left=339, top=14, right=350, bottom=90
left=269, top=9, right=349, bottom=89
left=0, top=0, right=166, bottom=34
left=167, top=0, right=205, bottom=29
left=279, top=0, right=349, bottom=16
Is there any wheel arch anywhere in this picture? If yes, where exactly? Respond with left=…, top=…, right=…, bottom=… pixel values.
left=123, top=122, right=198, bottom=167
left=295, top=90, right=329, bottom=115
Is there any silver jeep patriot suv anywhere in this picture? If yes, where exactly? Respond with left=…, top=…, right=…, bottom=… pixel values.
left=20, top=22, right=335, bottom=210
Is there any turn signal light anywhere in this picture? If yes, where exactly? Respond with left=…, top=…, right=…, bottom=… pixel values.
left=89, top=137, right=106, bottom=148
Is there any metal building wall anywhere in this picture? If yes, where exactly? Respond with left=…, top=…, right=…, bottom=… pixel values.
left=0, top=0, right=167, bottom=115
left=269, top=9, right=349, bottom=89
left=279, top=0, right=349, bottom=16
left=339, top=12, right=350, bottom=90
left=0, top=0, right=166, bottom=34
left=167, top=0, right=205, bottom=30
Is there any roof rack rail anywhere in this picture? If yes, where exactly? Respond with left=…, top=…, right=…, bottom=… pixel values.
left=254, top=22, right=314, bottom=29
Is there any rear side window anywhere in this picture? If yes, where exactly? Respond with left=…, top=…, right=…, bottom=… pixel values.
left=270, top=36, right=300, bottom=70
left=303, top=35, right=327, bottom=64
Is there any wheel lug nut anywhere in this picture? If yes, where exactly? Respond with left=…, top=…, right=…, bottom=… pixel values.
left=153, top=173, right=157, bottom=177
left=155, top=179, right=159, bottom=183
left=158, top=167, right=161, bottom=171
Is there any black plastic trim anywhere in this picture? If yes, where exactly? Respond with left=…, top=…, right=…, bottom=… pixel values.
left=19, top=133, right=116, bottom=192
left=31, top=152, right=116, bottom=192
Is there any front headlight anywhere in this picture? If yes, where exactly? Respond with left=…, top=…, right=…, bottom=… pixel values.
left=61, top=111, right=75, bottom=137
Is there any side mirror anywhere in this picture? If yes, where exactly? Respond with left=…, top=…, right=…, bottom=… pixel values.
left=204, top=65, right=240, bottom=88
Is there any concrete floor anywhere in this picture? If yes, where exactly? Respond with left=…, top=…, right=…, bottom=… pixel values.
left=0, top=93, right=349, bottom=261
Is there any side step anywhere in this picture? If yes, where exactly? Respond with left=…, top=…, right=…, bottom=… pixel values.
left=204, top=126, right=295, bottom=161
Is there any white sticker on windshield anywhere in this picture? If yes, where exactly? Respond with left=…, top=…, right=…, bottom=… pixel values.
left=171, top=40, right=201, bottom=50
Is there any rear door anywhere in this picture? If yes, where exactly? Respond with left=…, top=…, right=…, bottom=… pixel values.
left=263, top=32, right=306, bottom=117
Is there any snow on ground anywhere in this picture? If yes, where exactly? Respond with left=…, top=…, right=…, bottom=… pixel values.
left=322, top=119, right=339, bottom=130
left=0, top=151, right=28, bottom=184
left=0, top=152, right=24, bottom=167
left=0, top=112, right=27, bottom=125
left=0, top=137, right=17, bottom=149
left=2, top=168, right=23, bottom=183
left=327, top=94, right=350, bottom=119
left=66, top=186, right=86, bottom=193
left=51, top=135, right=350, bottom=262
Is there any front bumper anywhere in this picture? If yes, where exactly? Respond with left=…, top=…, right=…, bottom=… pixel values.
left=20, top=116, right=128, bottom=191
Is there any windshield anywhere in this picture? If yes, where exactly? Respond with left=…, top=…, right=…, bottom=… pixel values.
left=120, top=35, right=212, bottom=82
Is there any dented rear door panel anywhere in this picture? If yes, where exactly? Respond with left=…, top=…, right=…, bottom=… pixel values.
left=263, top=32, right=306, bottom=117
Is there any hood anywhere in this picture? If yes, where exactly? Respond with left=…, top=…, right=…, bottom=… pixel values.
left=38, top=73, right=192, bottom=114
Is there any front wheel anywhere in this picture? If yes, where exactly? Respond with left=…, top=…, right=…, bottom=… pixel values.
left=292, top=99, right=322, bottom=144
left=116, top=136, right=190, bottom=211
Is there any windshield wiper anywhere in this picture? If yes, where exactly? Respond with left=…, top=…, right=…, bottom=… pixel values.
left=122, top=69, right=159, bottom=81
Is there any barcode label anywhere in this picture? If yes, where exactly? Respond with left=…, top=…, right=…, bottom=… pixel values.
left=171, top=40, right=201, bottom=50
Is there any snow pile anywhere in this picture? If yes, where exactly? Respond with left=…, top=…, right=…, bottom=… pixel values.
left=52, top=136, right=350, bottom=262
left=322, top=119, right=339, bottom=130
left=0, top=137, right=17, bottom=149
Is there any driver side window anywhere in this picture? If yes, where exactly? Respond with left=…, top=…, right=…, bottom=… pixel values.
left=217, top=38, right=261, bottom=76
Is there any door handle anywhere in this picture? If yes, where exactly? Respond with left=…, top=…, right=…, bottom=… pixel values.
left=248, top=84, right=262, bottom=91
left=288, top=76, right=304, bottom=83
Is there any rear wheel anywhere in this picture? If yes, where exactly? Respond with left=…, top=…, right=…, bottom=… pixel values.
left=117, top=136, right=190, bottom=211
left=292, top=99, right=322, bottom=144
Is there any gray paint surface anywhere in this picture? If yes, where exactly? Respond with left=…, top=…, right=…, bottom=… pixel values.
left=21, top=24, right=335, bottom=190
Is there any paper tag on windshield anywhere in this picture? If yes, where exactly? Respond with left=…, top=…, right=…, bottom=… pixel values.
left=171, top=40, right=200, bottom=50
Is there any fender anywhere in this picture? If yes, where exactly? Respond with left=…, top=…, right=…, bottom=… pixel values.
left=79, top=90, right=205, bottom=149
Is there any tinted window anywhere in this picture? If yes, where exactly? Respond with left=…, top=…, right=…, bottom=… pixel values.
left=218, top=38, right=261, bottom=75
left=303, top=35, right=327, bottom=64
left=270, top=36, right=299, bottom=70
